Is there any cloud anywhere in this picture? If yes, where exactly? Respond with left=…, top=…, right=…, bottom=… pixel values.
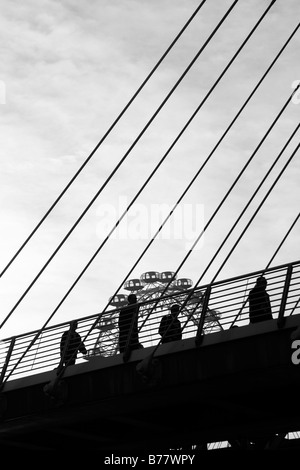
left=0, top=0, right=299, bottom=338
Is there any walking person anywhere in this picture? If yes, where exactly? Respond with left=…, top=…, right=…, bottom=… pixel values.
left=249, top=276, right=273, bottom=323
left=118, top=294, right=143, bottom=355
left=159, top=304, right=182, bottom=343
left=60, top=320, right=87, bottom=366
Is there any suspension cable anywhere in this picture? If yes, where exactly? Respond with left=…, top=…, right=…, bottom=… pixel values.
left=209, top=142, right=300, bottom=284
left=0, top=1, right=242, bottom=382
left=137, top=81, right=299, bottom=331
left=5, top=1, right=281, bottom=383
left=126, top=19, right=300, bottom=336
left=42, top=135, right=300, bottom=378
left=139, top=140, right=299, bottom=364
left=181, top=126, right=299, bottom=328
left=196, top=123, right=300, bottom=286
left=0, top=0, right=239, bottom=333
left=133, top=21, right=298, bottom=301
left=34, top=0, right=271, bottom=330
left=0, top=0, right=239, bottom=329
left=230, top=210, right=300, bottom=326
left=110, top=0, right=284, bottom=339
left=1, top=3, right=292, bottom=388
left=265, top=212, right=300, bottom=270
left=134, top=23, right=299, bottom=331
left=0, top=0, right=208, bottom=279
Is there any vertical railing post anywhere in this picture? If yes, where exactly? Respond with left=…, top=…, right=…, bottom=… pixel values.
left=195, top=285, right=211, bottom=346
left=123, top=304, right=140, bottom=363
left=0, top=337, right=15, bottom=386
left=277, top=264, right=293, bottom=328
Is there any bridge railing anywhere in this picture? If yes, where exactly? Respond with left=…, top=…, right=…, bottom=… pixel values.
left=204, top=261, right=300, bottom=331
left=0, top=260, right=299, bottom=383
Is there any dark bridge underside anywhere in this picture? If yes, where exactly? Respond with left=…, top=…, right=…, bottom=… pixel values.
left=1, top=316, right=300, bottom=451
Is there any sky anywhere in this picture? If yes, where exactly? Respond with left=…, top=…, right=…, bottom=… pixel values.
left=0, top=0, right=299, bottom=338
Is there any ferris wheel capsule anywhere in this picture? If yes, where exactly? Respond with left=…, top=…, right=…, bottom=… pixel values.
left=159, top=271, right=177, bottom=283
left=140, top=271, right=161, bottom=284
left=175, top=278, right=193, bottom=289
left=124, top=279, right=145, bottom=291
left=109, top=294, right=128, bottom=307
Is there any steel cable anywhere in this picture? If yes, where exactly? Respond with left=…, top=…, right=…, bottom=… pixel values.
left=0, top=0, right=239, bottom=331
left=209, top=141, right=299, bottom=283
left=0, top=0, right=245, bottom=383
left=0, top=0, right=208, bottom=279
left=138, top=81, right=299, bottom=334
left=230, top=211, right=300, bottom=326
left=3, top=0, right=279, bottom=382
left=143, top=140, right=300, bottom=361
left=197, top=123, right=300, bottom=286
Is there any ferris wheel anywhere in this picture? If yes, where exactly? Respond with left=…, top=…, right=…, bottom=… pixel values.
left=90, top=271, right=220, bottom=357
left=134, top=272, right=220, bottom=330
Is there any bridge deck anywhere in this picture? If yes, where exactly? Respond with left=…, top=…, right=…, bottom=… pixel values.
left=1, top=313, right=300, bottom=450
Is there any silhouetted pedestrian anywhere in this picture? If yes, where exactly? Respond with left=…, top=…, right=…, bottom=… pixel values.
left=118, top=294, right=143, bottom=354
left=249, top=276, right=273, bottom=323
left=159, top=304, right=182, bottom=343
left=60, top=320, right=87, bottom=366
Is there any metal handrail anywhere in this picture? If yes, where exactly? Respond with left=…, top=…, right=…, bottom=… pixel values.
left=0, top=259, right=299, bottom=383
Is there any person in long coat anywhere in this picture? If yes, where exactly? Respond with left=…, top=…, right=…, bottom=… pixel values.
left=159, top=304, right=182, bottom=343
left=249, top=276, right=273, bottom=323
left=118, top=294, right=143, bottom=353
left=60, top=320, right=87, bottom=366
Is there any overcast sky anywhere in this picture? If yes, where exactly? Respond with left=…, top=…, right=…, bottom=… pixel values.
left=0, top=0, right=299, bottom=338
